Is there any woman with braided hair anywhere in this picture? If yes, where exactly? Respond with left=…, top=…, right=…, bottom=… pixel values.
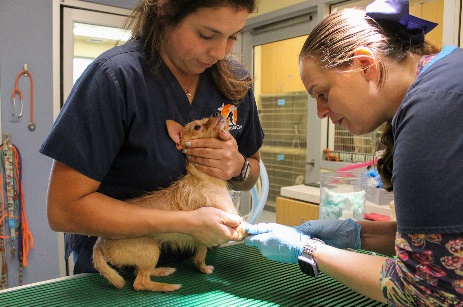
left=245, top=0, right=463, bottom=305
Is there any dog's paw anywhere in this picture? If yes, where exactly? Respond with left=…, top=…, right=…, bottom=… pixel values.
left=133, top=281, right=182, bottom=292
left=151, top=267, right=177, bottom=277
left=162, top=283, right=182, bottom=292
left=198, top=265, right=214, bottom=274
left=236, top=222, right=250, bottom=241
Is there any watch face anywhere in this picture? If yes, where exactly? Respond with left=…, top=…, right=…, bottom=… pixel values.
left=298, top=256, right=319, bottom=278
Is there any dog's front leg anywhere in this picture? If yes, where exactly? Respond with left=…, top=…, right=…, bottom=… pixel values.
left=193, top=245, right=214, bottom=274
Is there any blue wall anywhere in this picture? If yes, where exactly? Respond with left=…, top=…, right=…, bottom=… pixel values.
left=0, top=0, right=136, bottom=289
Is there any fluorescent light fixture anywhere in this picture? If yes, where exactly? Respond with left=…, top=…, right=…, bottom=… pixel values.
left=74, top=23, right=131, bottom=42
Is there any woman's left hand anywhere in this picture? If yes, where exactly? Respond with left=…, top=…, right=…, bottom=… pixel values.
left=188, top=207, right=244, bottom=247
left=182, top=129, right=243, bottom=180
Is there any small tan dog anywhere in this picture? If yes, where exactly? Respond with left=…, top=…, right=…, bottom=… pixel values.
left=92, top=115, right=248, bottom=292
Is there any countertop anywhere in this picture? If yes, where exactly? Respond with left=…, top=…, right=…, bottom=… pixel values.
left=280, top=184, right=391, bottom=216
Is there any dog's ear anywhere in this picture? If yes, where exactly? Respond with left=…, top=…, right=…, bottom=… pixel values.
left=166, top=120, right=185, bottom=150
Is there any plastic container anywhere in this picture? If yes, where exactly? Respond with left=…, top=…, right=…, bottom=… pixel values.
left=339, top=208, right=355, bottom=220
left=319, top=171, right=366, bottom=221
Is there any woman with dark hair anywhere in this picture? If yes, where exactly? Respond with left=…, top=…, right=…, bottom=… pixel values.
left=245, top=0, right=463, bottom=305
left=40, top=0, right=263, bottom=274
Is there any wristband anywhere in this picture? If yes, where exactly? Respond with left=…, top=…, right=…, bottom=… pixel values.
left=230, top=154, right=250, bottom=182
left=298, top=238, right=326, bottom=278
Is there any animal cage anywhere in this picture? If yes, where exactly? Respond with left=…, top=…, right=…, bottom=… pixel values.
left=258, top=92, right=384, bottom=210
left=328, top=124, right=385, bottom=163
left=259, top=92, right=308, bottom=209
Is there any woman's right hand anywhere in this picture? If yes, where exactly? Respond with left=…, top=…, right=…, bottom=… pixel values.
left=188, top=207, right=244, bottom=247
left=244, top=223, right=310, bottom=263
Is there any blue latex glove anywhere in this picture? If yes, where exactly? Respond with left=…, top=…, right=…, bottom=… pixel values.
left=295, top=219, right=361, bottom=250
left=244, top=223, right=310, bottom=264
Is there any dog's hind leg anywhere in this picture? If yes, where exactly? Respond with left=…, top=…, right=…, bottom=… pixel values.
left=133, top=268, right=182, bottom=292
left=151, top=267, right=177, bottom=277
left=132, top=243, right=181, bottom=292
left=192, top=245, right=214, bottom=274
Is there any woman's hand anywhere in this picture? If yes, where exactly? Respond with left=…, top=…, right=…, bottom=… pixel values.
left=244, top=223, right=310, bottom=264
left=187, top=207, right=244, bottom=247
left=295, top=219, right=361, bottom=249
left=183, top=129, right=260, bottom=190
left=182, top=129, right=242, bottom=180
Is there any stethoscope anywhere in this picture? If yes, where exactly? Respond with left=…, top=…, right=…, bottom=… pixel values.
left=11, top=64, right=35, bottom=131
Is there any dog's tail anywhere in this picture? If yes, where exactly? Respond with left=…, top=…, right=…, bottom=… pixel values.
left=93, top=239, right=126, bottom=289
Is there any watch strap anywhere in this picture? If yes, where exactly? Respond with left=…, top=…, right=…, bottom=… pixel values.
left=298, top=238, right=325, bottom=278
left=301, top=238, right=325, bottom=258
left=230, top=154, right=250, bottom=182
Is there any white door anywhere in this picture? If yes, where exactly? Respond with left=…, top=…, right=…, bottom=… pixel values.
left=241, top=2, right=317, bottom=208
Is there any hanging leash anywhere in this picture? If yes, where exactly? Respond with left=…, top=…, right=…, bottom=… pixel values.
left=0, top=194, right=7, bottom=289
left=0, top=135, right=33, bottom=287
left=0, top=57, right=5, bottom=290
left=0, top=138, right=9, bottom=289
left=11, top=64, right=35, bottom=131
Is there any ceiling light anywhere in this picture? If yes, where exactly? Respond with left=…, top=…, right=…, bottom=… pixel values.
left=74, top=23, right=131, bottom=42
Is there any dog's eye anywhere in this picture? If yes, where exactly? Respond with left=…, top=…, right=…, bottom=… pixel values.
left=194, top=125, right=201, bottom=131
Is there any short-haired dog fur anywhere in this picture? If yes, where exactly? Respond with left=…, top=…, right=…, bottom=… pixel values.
left=92, top=115, right=248, bottom=292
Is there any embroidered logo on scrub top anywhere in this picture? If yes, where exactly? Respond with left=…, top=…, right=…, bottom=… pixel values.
left=218, top=104, right=242, bottom=131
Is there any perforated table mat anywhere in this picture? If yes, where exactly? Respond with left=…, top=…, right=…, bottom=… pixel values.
left=0, top=243, right=387, bottom=306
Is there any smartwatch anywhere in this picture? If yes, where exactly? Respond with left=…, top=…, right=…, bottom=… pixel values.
left=230, top=154, right=250, bottom=182
left=298, top=238, right=325, bottom=278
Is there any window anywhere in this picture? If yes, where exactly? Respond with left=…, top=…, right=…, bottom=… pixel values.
left=61, top=7, right=129, bottom=106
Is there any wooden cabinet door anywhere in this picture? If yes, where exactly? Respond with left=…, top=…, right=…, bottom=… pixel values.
left=410, top=0, right=443, bottom=47
left=276, top=197, right=319, bottom=226
left=260, top=36, right=307, bottom=94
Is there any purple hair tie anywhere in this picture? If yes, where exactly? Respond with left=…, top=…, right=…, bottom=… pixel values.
left=365, top=0, right=437, bottom=44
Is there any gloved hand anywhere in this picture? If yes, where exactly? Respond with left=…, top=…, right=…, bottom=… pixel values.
left=244, top=223, right=310, bottom=264
left=295, top=219, right=361, bottom=250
